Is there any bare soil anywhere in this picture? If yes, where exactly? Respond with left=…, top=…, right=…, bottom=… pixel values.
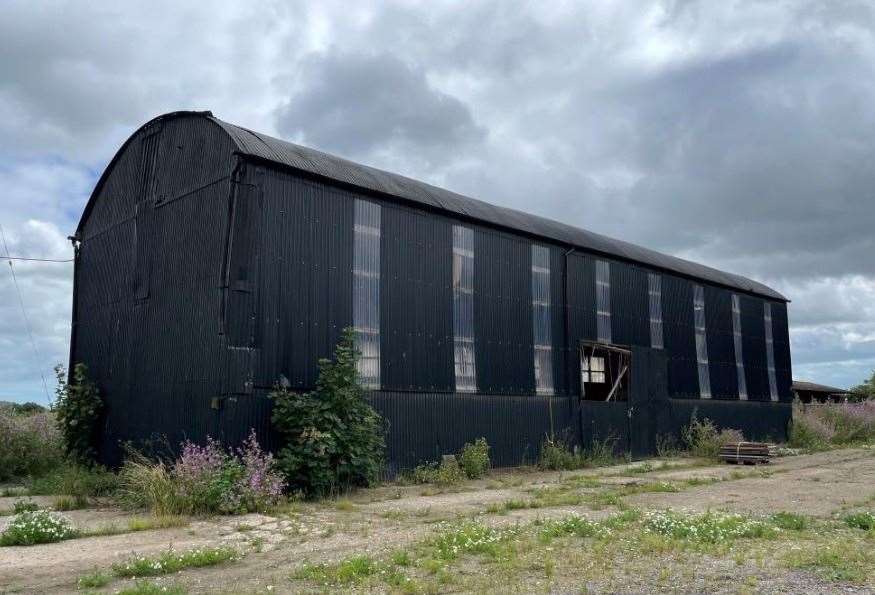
left=1, top=447, right=873, bottom=594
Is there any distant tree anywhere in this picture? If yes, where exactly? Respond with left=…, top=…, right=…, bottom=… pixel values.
left=11, top=402, right=45, bottom=415
left=848, top=370, right=875, bottom=402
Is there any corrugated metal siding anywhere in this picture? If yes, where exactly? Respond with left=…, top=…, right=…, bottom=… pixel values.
left=381, top=205, right=454, bottom=391
left=704, top=286, right=738, bottom=399
left=473, top=228, right=535, bottom=394
left=548, top=247, right=568, bottom=395
left=661, top=275, right=697, bottom=398
left=769, top=302, right=793, bottom=401
left=566, top=252, right=596, bottom=396
left=252, top=167, right=354, bottom=390
left=740, top=294, right=770, bottom=400
left=609, top=261, right=649, bottom=348
left=369, top=391, right=575, bottom=471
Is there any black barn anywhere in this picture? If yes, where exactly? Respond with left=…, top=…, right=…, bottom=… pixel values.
left=71, top=111, right=793, bottom=470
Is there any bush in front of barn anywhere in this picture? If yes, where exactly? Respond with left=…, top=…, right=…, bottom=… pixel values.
left=53, top=363, right=103, bottom=464
left=457, top=438, right=491, bottom=479
left=270, top=328, right=386, bottom=498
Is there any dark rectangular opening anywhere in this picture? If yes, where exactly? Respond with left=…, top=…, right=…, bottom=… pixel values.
left=580, top=341, right=631, bottom=401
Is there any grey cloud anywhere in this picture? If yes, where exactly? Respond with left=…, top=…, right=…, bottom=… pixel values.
left=275, top=51, right=485, bottom=166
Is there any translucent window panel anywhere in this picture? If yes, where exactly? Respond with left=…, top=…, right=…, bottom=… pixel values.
left=764, top=302, right=778, bottom=401
left=595, top=260, right=612, bottom=344
left=353, top=199, right=381, bottom=389
left=581, top=356, right=606, bottom=384
left=531, top=245, right=553, bottom=395
left=693, top=285, right=711, bottom=398
left=648, top=273, right=664, bottom=349
left=731, top=294, right=748, bottom=400
left=453, top=225, right=476, bottom=392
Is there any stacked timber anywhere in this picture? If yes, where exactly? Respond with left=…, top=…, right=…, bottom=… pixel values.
left=718, top=442, right=773, bottom=465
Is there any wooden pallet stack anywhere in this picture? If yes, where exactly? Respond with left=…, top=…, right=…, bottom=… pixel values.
left=718, top=442, right=774, bottom=465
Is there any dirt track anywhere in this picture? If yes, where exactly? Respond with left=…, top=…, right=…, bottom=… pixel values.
left=1, top=447, right=873, bottom=594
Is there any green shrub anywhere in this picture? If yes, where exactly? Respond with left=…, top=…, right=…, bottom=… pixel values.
left=457, top=438, right=490, bottom=479
left=53, top=363, right=102, bottom=464
left=271, top=328, right=386, bottom=497
left=682, top=415, right=743, bottom=459
left=843, top=511, right=875, bottom=531
left=409, top=458, right=466, bottom=486
left=27, top=463, right=118, bottom=497
left=0, top=405, right=63, bottom=481
left=0, top=510, right=78, bottom=546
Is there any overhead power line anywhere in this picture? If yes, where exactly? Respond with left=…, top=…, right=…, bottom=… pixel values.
left=0, top=224, right=53, bottom=403
left=0, top=255, right=73, bottom=263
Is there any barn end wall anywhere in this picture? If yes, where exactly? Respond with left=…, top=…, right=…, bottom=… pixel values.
left=73, top=115, right=238, bottom=466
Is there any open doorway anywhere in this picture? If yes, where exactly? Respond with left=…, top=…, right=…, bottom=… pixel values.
left=579, top=342, right=631, bottom=401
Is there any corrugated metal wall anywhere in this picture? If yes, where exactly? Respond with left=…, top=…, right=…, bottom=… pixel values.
left=74, top=115, right=795, bottom=469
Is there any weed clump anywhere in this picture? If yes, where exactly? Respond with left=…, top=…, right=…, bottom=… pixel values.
left=538, top=436, right=616, bottom=470
left=643, top=510, right=775, bottom=543
left=457, top=438, right=490, bottom=479
left=682, top=416, right=743, bottom=460
left=0, top=510, right=78, bottom=546
left=117, top=429, right=284, bottom=515
left=112, top=546, right=240, bottom=577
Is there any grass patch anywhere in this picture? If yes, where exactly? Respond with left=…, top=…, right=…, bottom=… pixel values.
left=770, top=511, right=809, bottom=531
left=843, top=511, right=875, bottom=531
left=784, top=539, right=875, bottom=583
left=117, top=581, right=187, bottom=595
left=334, top=499, right=356, bottom=512
left=77, top=569, right=111, bottom=589
left=111, top=546, right=240, bottom=577
left=53, top=494, right=89, bottom=511
left=431, top=521, right=518, bottom=560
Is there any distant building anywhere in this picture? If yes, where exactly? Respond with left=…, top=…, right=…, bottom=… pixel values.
left=70, top=111, right=794, bottom=470
left=792, top=381, right=849, bottom=404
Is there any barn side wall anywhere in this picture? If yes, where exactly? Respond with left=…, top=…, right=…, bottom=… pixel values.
left=76, top=116, right=793, bottom=469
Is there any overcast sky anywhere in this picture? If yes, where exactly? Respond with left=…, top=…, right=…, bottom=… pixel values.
left=2, top=0, right=874, bottom=403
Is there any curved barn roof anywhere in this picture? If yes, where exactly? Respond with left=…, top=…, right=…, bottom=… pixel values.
left=83, top=111, right=788, bottom=301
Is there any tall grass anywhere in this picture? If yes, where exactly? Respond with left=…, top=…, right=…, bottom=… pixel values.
left=0, top=406, right=63, bottom=481
left=682, top=417, right=743, bottom=460
left=538, top=436, right=618, bottom=470
left=789, top=401, right=875, bottom=449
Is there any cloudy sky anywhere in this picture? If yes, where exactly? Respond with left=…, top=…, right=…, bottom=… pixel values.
left=2, top=0, right=874, bottom=403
